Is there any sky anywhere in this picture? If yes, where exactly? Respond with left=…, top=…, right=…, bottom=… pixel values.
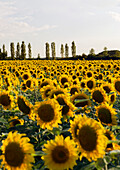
left=1, top=0, right=120, bottom=58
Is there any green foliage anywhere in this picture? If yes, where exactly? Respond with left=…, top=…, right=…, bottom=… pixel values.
left=60, top=44, right=64, bottom=58
left=45, top=42, right=50, bottom=59
left=21, top=41, right=26, bottom=59
left=28, top=43, right=32, bottom=59
left=71, top=41, right=76, bottom=57
left=51, top=42, right=56, bottom=59
left=10, top=42, right=15, bottom=59
left=65, top=43, right=69, bottom=58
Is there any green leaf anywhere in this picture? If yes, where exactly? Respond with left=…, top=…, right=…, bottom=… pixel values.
left=0, top=118, right=7, bottom=123
left=74, top=99, right=90, bottom=103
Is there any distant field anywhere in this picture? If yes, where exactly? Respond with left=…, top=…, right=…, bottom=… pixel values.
left=0, top=60, right=120, bottom=169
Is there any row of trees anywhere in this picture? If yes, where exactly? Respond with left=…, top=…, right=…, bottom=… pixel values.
left=45, top=41, right=76, bottom=59
left=0, top=41, right=32, bottom=60
left=0, top=41, right=76, bottom=60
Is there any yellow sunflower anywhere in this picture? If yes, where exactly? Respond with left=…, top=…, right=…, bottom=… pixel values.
left=69, top=85, right=80, bottom=95
left=69, top=114, right=83, bottom=142
left=33, top=99, right=62, bottom=130
left=58, top=74, right=70, bottom=87
left=104, top=129, right=120, bottom=152
left=85, top=78, right=96, bottom=91
left=109, top=92, right=116, bottom=104
left=16, top=95, right=32, bottom=117
left=113, top=78, right=120, bottom=94
left=0, top=90, right=14, bottom=110
left=92, top=87, right=108, bottom=104
left=42, top=135, right=78, bottom=170
left=95, top=103, right=117, bottom=126
left=40, top=85, right=55, bottom=100
left=70, top=114, right=108, bottom=162
left=49, top=86, right=69, bottom=99
left=22, top=72, right=31, bottom=81
left=9, top=116, right=24, bottom=127
left=54, top=94, right=76, bottom=120
left=71, top=92, right=91, bottom=108
left=0, top=131, right=35, bottom=170
left=101, top=82, right=114, bottom=94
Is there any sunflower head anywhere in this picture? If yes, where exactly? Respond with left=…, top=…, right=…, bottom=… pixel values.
left=42, top=135, right=78, bottom=170
left=16, top=95, right=32, bottom=117
left=33, top=99, right=62, bottom=130
left=9, top=116, right=24, bottom=127
left=71, top=92, right=91, bottom=108
left=1, top=131, right=35, bottom=169
left=113, top=78, right=120, bottom=94
left=92, top=87, right=108, bottom=104
left=0, top=90, right=14, bottom=110
left=95, top=103, right=117, bottom=126
left=105, top=129, right=120, bottom=151
left=70, top=114, right=108, bottom=162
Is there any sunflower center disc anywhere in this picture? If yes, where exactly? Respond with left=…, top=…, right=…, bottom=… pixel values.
left=5, top=142, right=24, bottom=167
left=61, top=78, right=68, bottom=85
left=0, top=94, right=11, bottom=106
left=70, top=87, right=78, bottom=95
left=18, top=97, right=30, bottom=115
left=115, top=81, right=120, bottom=92
left=92, top=90, right=104, bottom=103
left=98, top=108, right=112, bottom=124
left=38, top=104, right=54, bottom=122
left=52, top=145, right=69, bottom=163
left=78, top=125, right=97, bottom=151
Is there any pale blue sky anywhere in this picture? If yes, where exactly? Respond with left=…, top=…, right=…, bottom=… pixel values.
left=1, top=0, right=120, bottom=57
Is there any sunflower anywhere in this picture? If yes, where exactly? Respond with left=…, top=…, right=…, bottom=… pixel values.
left=101, top=82, right=114, bottom=94
left=42, top=135, right=78, bottom=170
left=71, top=92, right=91, bottom=108
left=58, top=74, right=70, bottom=87
left=86, top=71, right=93, bottom=78
left=16, top=95, right=32, bottom=117
left=70, top=114, right=108, bottom=162
left=22, top=72, right=31, bottom=81
left=69, top=85, right=80, bottom=95
left=33, top=99, right=62, bottom=130
left=20, top=82, right=27, bottom=92
left=92, top=87, right=108, bottom=104
left=109, top=92, right=116, bottom=104
left=49, top=86, right=69, bottom=99
left=69, top=114, right=83, bottom=142
left=113, top=78, right=120, bottom=94
left=54, top=94, right=76, bottom=120
left=95, top=103, right=117, bottom=126
left=104, top=129, right=120, bottom=152
left=0, top=131, right=35, bottom=169
left=40, top=85, right=56, bottom=100
left=85, top=78, right=96, bottom=91
left=38, top=78, right=53, bottom=89
left=0, top=90, right=14, bottom=110
left=9, top=116, right=24, bottom=127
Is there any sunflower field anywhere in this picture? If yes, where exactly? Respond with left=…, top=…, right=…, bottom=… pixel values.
left=0, top=59, right=120, bottom=170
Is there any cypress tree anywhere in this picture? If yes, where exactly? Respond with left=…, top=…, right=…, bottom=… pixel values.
left=28, top=43, right=32, bottom=59
left=45, top=42, right=50, bottom=59
left=21, top=41, right=26, bottom=59
left=71, top=41, right=76, bottom=58
left=51, top=42, right=56, bottom=59
left=10, top=42, right=15, bottom=59
left=16, top=42, right=20, bottom=59
left=60, top=44, right=64, bottom=58
left=65, top=43, right=69, bottom=58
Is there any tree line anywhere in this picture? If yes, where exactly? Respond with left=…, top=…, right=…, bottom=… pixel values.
left=0, top=41, right=76, bottom=60
left=0, top=41, right=120, bottom=60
